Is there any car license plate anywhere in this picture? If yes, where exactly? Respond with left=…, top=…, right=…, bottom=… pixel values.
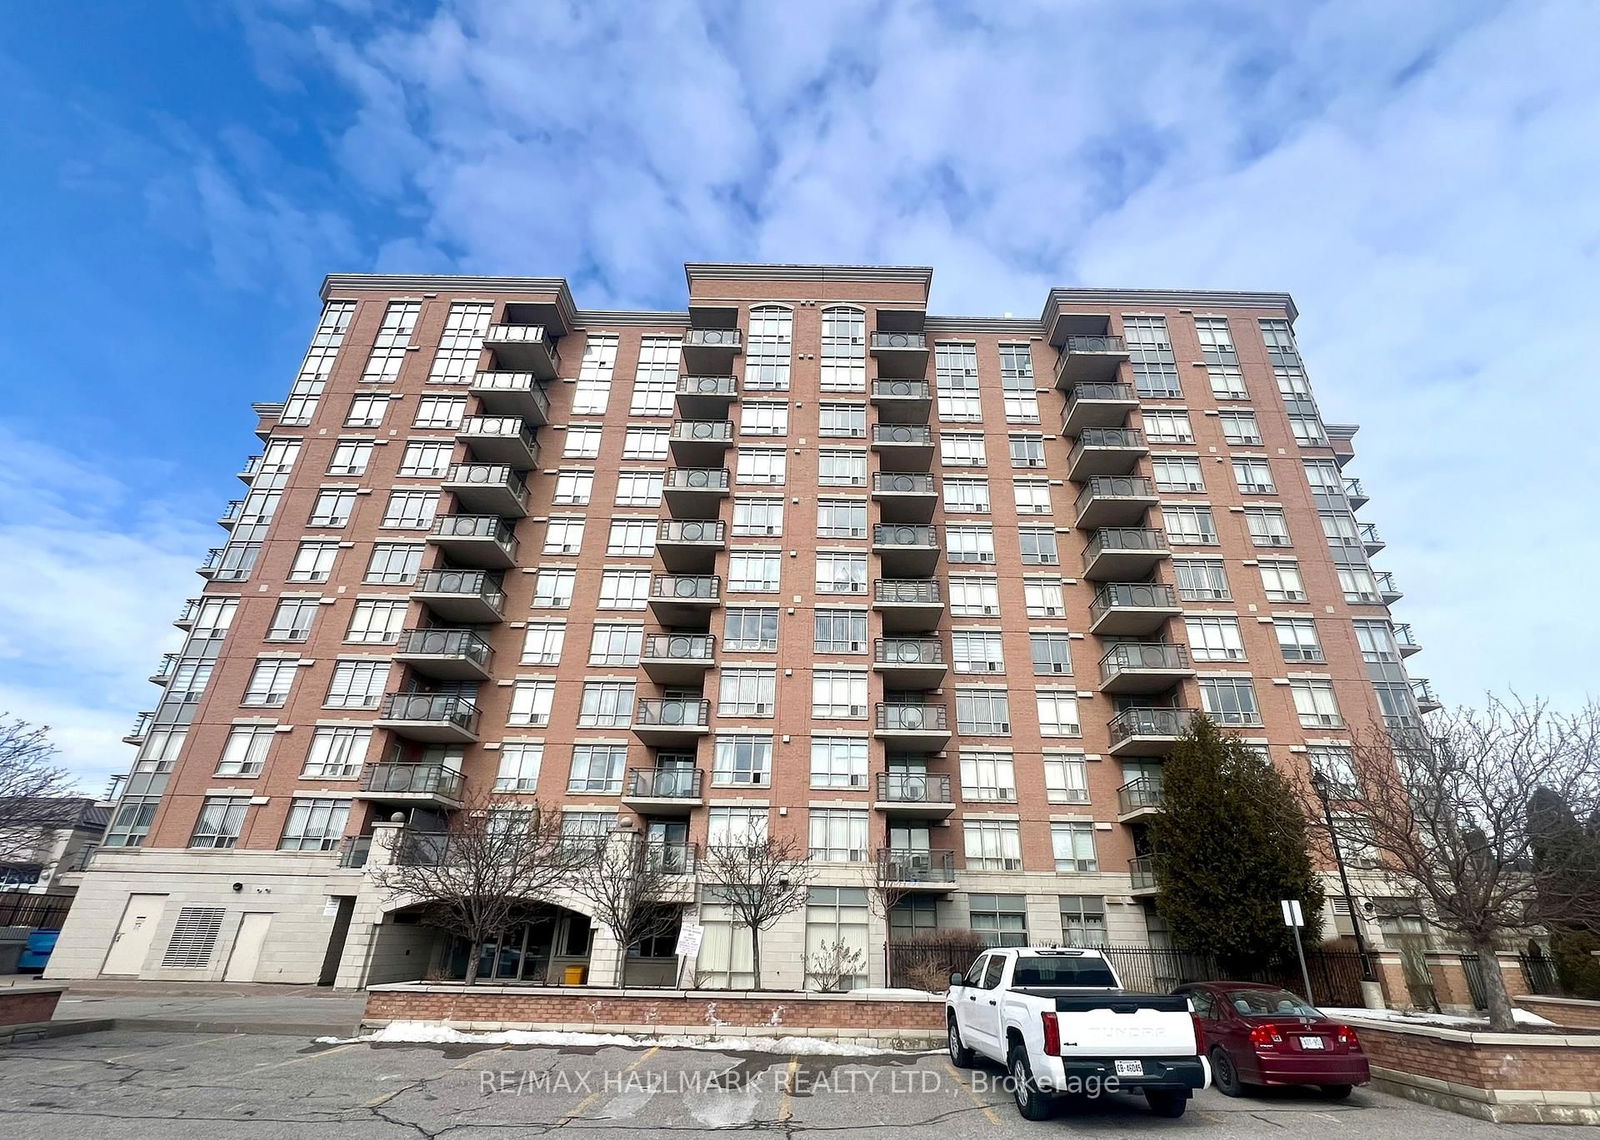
left=1299, top=1036, right=1325, bottom=1049
left=1115, top=1060, right=1144, bottom=1076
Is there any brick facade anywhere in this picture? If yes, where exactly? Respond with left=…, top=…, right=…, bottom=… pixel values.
left=0, top=986, right=64, bottom=1027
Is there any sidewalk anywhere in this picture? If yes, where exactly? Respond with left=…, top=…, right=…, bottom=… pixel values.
left=27, top=979, right=367, bottom=1037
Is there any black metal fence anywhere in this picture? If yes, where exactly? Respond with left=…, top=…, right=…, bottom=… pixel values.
left=1459, top=953, right=1489, bottom=1009
left=0, top=891, right=75, bottom=930
left=1519, top=952, right=1563, bottom=996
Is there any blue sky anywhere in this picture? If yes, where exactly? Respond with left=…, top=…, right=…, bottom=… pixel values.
left=2, top=0, right=1597, bottom=792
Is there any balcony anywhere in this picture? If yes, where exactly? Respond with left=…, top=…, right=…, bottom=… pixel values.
left=870, top=423, right=934, bottom=471
left=237, top=455, right=262, bottom=483
left=870, top=378, right=931, bottom=423
left=876, top=847, right=957, bottom=888
left=483, top=324, right=559, bottom=378
left=676, top=375, right=739, bottom=418
left=1394, top=623, right=1423, bottom=657
left=1376, top=571, right=1403, bottom=604
left=427, top=515, right=519, bottom=569
left=357, top=763, right=465, bottom=807
left=668, top=420, right=735, bottom=465
left=874, top=704, right=952, bottom=750
left=1343, top=477, right=1369, bottom=509
left=469, top=371, right=552, bottom=425
left=640, top=633, right=716, bottom=685
left=1088, top=582, right=1182, bottom=637
left=148, top=653, right=177, bottom=686
left=1098, top=643, right=1194, bottom=695
left=621, top=767, right=704, bottom=814
left=1067, top=427, right=1147, bottom=480
left=872, top=638, right=947, bottom=688
left=1054, top=335, right=1131, bottom=388
left=375, top=693, right=482, bottom=743
left=197, top=547, right=225, bottom=578
left=873, top=773, right=955, bottom=818
left=393, top=628, right=494, bottom=681
left=1060, top=383, right=1139, bottom=439
left=873, top=578, right=944, bottom=633
left=457, top=416, right=541, bottom=468
left=649, top=574, right=721, bottom=625
left=123, top=711, right=153, bottom=746
left=442, top=464, right=528, bottom=517
left=871, top=471, right=937, bottom=523
left=173, top=598, right=201, bottom=630
left=412, top=569, right=506, bottom=623
left=1327, top=422, right=1358, bottom=468
left=1108, top=707, right=1195, bottom=757
left=1129, top=854, right=1159, bottom=894
left=632, top=699, right=712, bottom=745
left=1412, top=678, right=1443, bottom=713
left=1074, top=476, right=1158, bottom=529
left=1082, top=527, right=1170, bottom=580
left=872, top=523, right=941, bottom=576
left=869, top=331, right=929, bottom=378
left=218, top=500, right=244, bottom=529
left=662, top=467, right=730, bottom=517
left=338, top=835, right=372, bottom=870
left=656, top=519, right=725, bottom=573
left=1359, top=522, right=1386, bottom=555
left=681, top=327, right=742, bottom=372
left=1117, top=778, right=1165, bottom=823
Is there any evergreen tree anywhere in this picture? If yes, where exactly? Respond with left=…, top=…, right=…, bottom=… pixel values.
left=1148, top=715, right=1325, bottom=973
left=1529, top=789, right=1600, bottom=998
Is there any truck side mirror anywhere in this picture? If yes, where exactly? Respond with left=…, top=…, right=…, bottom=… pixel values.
left=949, top=971, right=965, bottom=988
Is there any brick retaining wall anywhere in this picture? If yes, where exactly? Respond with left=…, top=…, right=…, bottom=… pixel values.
left=1516, top=996, right=1600, bottom=1031
left=0, top=985, right=64, bottom=1027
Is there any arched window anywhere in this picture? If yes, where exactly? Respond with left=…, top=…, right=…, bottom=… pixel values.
left=745, top=305, right=793, bottom=391
left=820, top=306, right=866, bottom=392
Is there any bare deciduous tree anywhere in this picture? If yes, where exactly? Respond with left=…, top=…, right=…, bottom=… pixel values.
left=0, top=716, right=75, bottom=862
left=375, top=795, right=596, bottom=984
left=570, top=829, right=686, bottom=984
left=862, top=851, right=916, bottom=985
left=697, top=831, right=814, bottom=990
left=1339, top=697, right=1600, bottom=1030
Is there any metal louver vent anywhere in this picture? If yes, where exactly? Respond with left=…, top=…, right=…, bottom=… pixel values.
left=161, top=906, right=226, bottom=968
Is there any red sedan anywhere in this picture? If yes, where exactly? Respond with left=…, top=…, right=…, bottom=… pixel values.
left=1173, top=982, right=1370, bottom=1099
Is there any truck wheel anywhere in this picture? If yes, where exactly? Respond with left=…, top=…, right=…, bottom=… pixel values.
left=1210, top=1046, right=1245, bottom=1097
left=947, top=1015, right=974, bottom=1068
left=1320, top=1084, right=1353, bottom=1100
left=1008, top=1045, right=1055, bottom=1121
left=1146, top=1089, right=1188, bottom=1118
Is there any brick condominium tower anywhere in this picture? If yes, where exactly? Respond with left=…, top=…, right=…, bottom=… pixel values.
left=48, top=265, right=1431, bottom=988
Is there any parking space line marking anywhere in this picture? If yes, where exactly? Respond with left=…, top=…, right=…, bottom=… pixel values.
left=106, top=1036, right=223, bottom=1063
left=261, top=1042, right=360, bottom=1068
left=362, top=1046, right=509, bottom=1108
left=776, top=1055, right=799, bottom=1123
left=560, top=1045, right=659, bottom=1123
left=942, top=1060, right=1001, bottom=1126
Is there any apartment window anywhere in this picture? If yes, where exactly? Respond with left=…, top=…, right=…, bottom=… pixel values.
left=952, top=630, right=1005, bottom=673
left=1013, top=479, right=1052, bottom=515
left=814, top=610, right=867, bottom=654
left=1244, top=507, right=1291, bottom=547
left=495, top=742, right=543, bottom=793
left=816, top=552, right=867, bottom=594
left=278, top=798, right=350, bottom=852
left=613, top=471, right=663, bottom=506
left=553, top=470, right=594, bottom=506
left=345, top=394, right=389, bottom=428
left=947, top=575, right=1000, bottom=616
left=1060, top=896, right=1108, bottom=947
left=346, top=599, right=406, bottom=644
left=1164, top=505, right=1218, bottom=545
left=568, top=744, right=627, bottom=794
left=522, top=621, right=567, bottom=665
left=1125, top=315, right=1180, bottom=398
left=1232, top=458, right=1276, bottom=494
left=1008, top=433, right=1046, bottom=468
left=606, top=518, right=654, bottom=557
left=382, top=489, right=439, bottom=529
left=266, top=598, right=319, bottom=642
left=737, top=448, right=786, bottom=485
left=819, top=403, right=867, bottom=438
left=812, top=670, right=867, bottom=718
left=532, top=568, right=576, bottom=608
left=742, top=401, right=789, bottom=436
left=956, top=690, right=1011, bottom=734
left=1339, top=567, right=1381, bottom=604
left=242, top=659, right=298, bottom=707
left=215, top=725, right=273, bottom=777
left=947, top=524, right=996, bottom=564
left=1143, top=410, right=1194, bottom=444
left=360, top=300, right=420, bottom=381
left=576, top=331, right=618, bottom=384
left=398, top=440, right=452, bottom=477
left=1353, top=620, right=1400, bottom=663
left=1277, top=364, right=1313, bottom=402
left=1044, top=753, right=1090, bottom=804
left=1260, top=559, right=1307, bottom=602
left=728, top=551, right=781, bottom=592
left=1051, top=822, right=1099, bottom=872
left=302, top=726, right=371, bottom=779
left=586, top=623, right=640, bottom=666
left=731, top=497, right=783, bottom=537
left=325, top=660, right=389, bottom=709
left=1036, top=691, right=1082, bottom=736
left=1289, top=414, right=1328, bottom=446
left=1303, top=459, right=1343, bottom=496
left=746, top=305, right=793, bottom=390
left=810, top=737, right=868, bottom=789
left=104, top=796, right=160, bottom=848
left=805, top=887, right=869, bottom=987
left=940, top=433, right=987, bottom=468
left=1023, top=577, right=1063, bottom=618
left=327, top=439, right=374, bottom=476
left=189, top=797, right=250, bottom=850
left=167, top=661, right=212, bottom=703
left=1200, top=677, right=1262, bottom=726
left=1030, top=632, right=1073, bottom=676
left=966, top=822, right=1023, bottom=872
left=1291, top=679, right=1344, bottom=727
left=1174, top=559, right=1230, bottom=601
left=1206, top=363, right=1248, bottom=400
left=819, top=306, right=866, bottom=391
left=545, top=517, right=587, bottom=555
left=1334, top=813, right=1380, bottom=869
left=189, top=598, right=239, bottom=640
left=309, top=489, right=356, bottom=528
left=1187, top=616, right=1246, bottom=662
left=427, top=300, right=491, bottom=382
left=564, top=425, right=603, bottom=458
left=708, top=805, right=770, bottom=848
left=260, top=438, right=303, bottom=475
left=414, top=395, right=466, bottom=429
left=598, top=569, right=650, bottom=609
left=818, top=449, right=867, bottom=486
left=1005, top=390, right=1040, bottom=423
left=363, top=543, right=421, bottom=585
left=1309, top=745, right=1358, bottom=797
left=809, top=809, right=869, bottom=861
left=621, top=426, right=668, bottom=460
left=724, top=607, right=779, bottom=652
left=934, top=342, right=981, bottom=420
left=944, top=477, right=990, bottom=513
left=713, top=734, right=772, bottom=786
left=719, top=668, right=776, bottom=717
left=628, top=379, right=676, bottom=417
left=134, top=728, right=186, bottom=774
left=816, top=499, right=867, bottom=539
left=1018, top=527, right=1059, bottom=565
left=968, top=892, right=1028, bottom=946
left=509, top=680, right=556, bottom=726
left=572, top=376, right=612, bottom=415
left=960, top=752, right=1017, bottom=802
left=1275, top=617, right=1325, bottom=662
left=578, top=681, right=636, bottom=728
left=1321, top=511, right=1362, bottom=549
left=1152, top=455, right=1205, bottom=493
left=1220, top=410, right=1262, bottom=446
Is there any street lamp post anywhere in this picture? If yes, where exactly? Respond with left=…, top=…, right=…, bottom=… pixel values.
left=1311, top=770, right=1378, bottom=985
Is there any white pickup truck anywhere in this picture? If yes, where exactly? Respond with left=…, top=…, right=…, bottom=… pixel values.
left=946, top=947, right=1207, bottom=1120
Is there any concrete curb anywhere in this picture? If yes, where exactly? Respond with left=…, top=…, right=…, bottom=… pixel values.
left=2, top=1017, right=360, bottom=1044
left=0, top=1018, right=116, bottom=1045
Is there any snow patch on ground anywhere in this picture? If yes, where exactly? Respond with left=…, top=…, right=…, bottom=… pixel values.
left=1324, top=1006, right=1556, bottom=1029
left=316, top=1021, right=933, bottom=1055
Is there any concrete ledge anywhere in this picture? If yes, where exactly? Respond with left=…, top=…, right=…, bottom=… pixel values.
left=0, top=983, right=66, bottom=1028
left=0, top=1018, right=114, bottom=1047
left=1372, top=1069, right=1600, bottom=1125
left=368, top=982, right=945, bottom=1003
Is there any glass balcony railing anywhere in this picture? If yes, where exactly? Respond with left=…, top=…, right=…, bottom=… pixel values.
left=875, top=772, right=953, bottom=805
left=360, top=762, right=465, bottom=799
left=625, top=767, right=703, bottom=799
left=874, top=638, right=945, bottom=666
left=1117, top=777, right=1165, bottom=816
left=876, top=847, right=956, bottom=883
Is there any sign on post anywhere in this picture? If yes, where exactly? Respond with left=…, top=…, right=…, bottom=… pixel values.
left=674, top=922, right=705, bottom=959
left=1281, top=899, right=1305, bottom=928
left=1280, top=898, right=1315, bottom=1006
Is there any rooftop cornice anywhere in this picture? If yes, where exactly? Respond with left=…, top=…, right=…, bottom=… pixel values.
left=321, top=273, right=579, bottom=336
left=685, top=263, right=934, bottom=288
left=924, top=315, right=1043, bottom=335
left=574, top=310, right=691, bottom=328
left=1039, top=287, right=1298, bottom=324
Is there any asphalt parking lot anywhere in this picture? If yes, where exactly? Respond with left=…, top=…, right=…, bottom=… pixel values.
left=0, top=1028, right=1590, bottom=1139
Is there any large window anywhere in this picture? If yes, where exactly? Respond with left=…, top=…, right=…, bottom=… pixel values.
left=819, top=307, right=866, bottom=391
left=805, top=888, right=869, bottom=989
left=309, top=488, right=356, bottom=528
left=1000, top=342, right=1038, bottom=422
left=1051, top=822, right=1099, bottom=872
left=398, top=440, right=452, bottom=477
left=564, top=426, right=603, bottom=458
left=267, top=598, right=319, bottom=642
left=1060, top=896, right=1108, bottom=947
left=808, top=810, right=869, bottom=861
left=1036, top=691, right=1081, bottom=736
left=345, top=393, right=389, bottom=428
left=382, top=490, right=438, bottom=529
left=940, top=433, right=987, bottom=468
left=956, top=689, right=1011, bottom=734
left=577, top=681, right=636, bottom=728
left=1125, top=315, right=1180, bottom=398
left=533, top=567, right=576, bottom=608
left=1018, top=528, right=1058, bottom=565
left=216, top=726, right=273, bottom=777
left=713, top=734, right=771, bottom=786
left=429, top=301, right=493, bottom=381
left=818, top=449, right=867, bottom=486
left=1220, top=410, right=1262, bottom=446
left=325, top=660, right=389, bottom=709
left=708, top=806, right=768, bottom=847
left=1275, top=617, right=1325, bottom=663
left=1142, top=410, right=1193, bottom=444
left=1023, top=577, right=1063, bottom=617
left=278, top=798, right=350, bottom=852
left=1174, top=558, right=1230, bottom=601
left=242, top=659, right=298, bottom=707
left=1152, top=455, right=1205, bottom=493
left=965, top=824, right=1023, bottom=872
left=1200, top=677, right=1262, bottom=726
left=495, top=743, right=544, bottom=793
left=508, top=680, right=556, bottom=727
left=816, top=552, right=867, bottom=594
left=960, top=752, right=1016, bottom=802
left=943, top=478, right=990, bottom=514
left=568, top=744, right=627, bottom=794
left=1008, top=433, right=1047, bottom=468
left=969, top=893, right=1028, bottom=947
left=605, top=518, right=654, bottom=557
left=613, top=471, right=664, bottom=507
left=1259, top=559, right=1307, bottom=602
left=742, top=401, right=789, bottom=436
left=936, top=343, right=982, bottom=421
left=597, top=569, right=651, bottom=609
left=810, top=737, right=868, bottom=789
left=362, top=300, right=420, bottom=381
left=723, top=607, right=779, bottom=652
left=1030, top=632, right=1073, bottom=676
left=952, top=630, right=1005, bottom=674
left=814, top=610, right=867, bottom=654
left=1186, top=616, right=1246, bottom=662
left=364, top=542, right=420, bottom=585
left=819, top=403, right=867, bottom=438
left=951, top=575, right=1002, bottom=616
left=190, top=797, right=250, bottom=849
left=621, top=426, right=668, bottom=459
left=947, top=524, right=996, bottom=564
left=573, top=334, right=618, bottom=413
left=736, top=448, right=787, bottom=485
left=1291, top=679, right=1344, bottom=727
left=732, top=497, right=784, bottom=536
left=302, top=727, right=370, bottom=779
left=746, top=306, right=793, bottom=390
left=1013, top=480, right=1051, bottom=515
left=1164, top=505, right=1218, bottom=545
left=586, top=623, right=639, bottom=666
left=816, top=499, right=867, bottom=539
left=414, top=395, right=466, bottom=429
left=1244, top=507, right=1291, bottom=547
left=719, top=668, right=776, bottom=717
left=1044, top=753, right=1090, bottom=804
left=327, top=439, right=373, bottom=476
left=629, top=336, right=681, bottom=415
left=728, top=551, right=781, bottom=592
left=812, top=670, right=867, bottom=718
left=553, top=470, right=594, bottom=506
left=1232, top=457, right=1276, bottom=494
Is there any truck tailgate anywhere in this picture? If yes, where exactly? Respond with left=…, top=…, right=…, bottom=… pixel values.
left=1027, top=992, right=1196, bottom=1058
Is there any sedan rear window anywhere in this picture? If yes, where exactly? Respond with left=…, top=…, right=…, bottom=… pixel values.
left=1012, top=957, right=1118, bottom=987
left=1225, top=989, right=1320, bottom=1017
